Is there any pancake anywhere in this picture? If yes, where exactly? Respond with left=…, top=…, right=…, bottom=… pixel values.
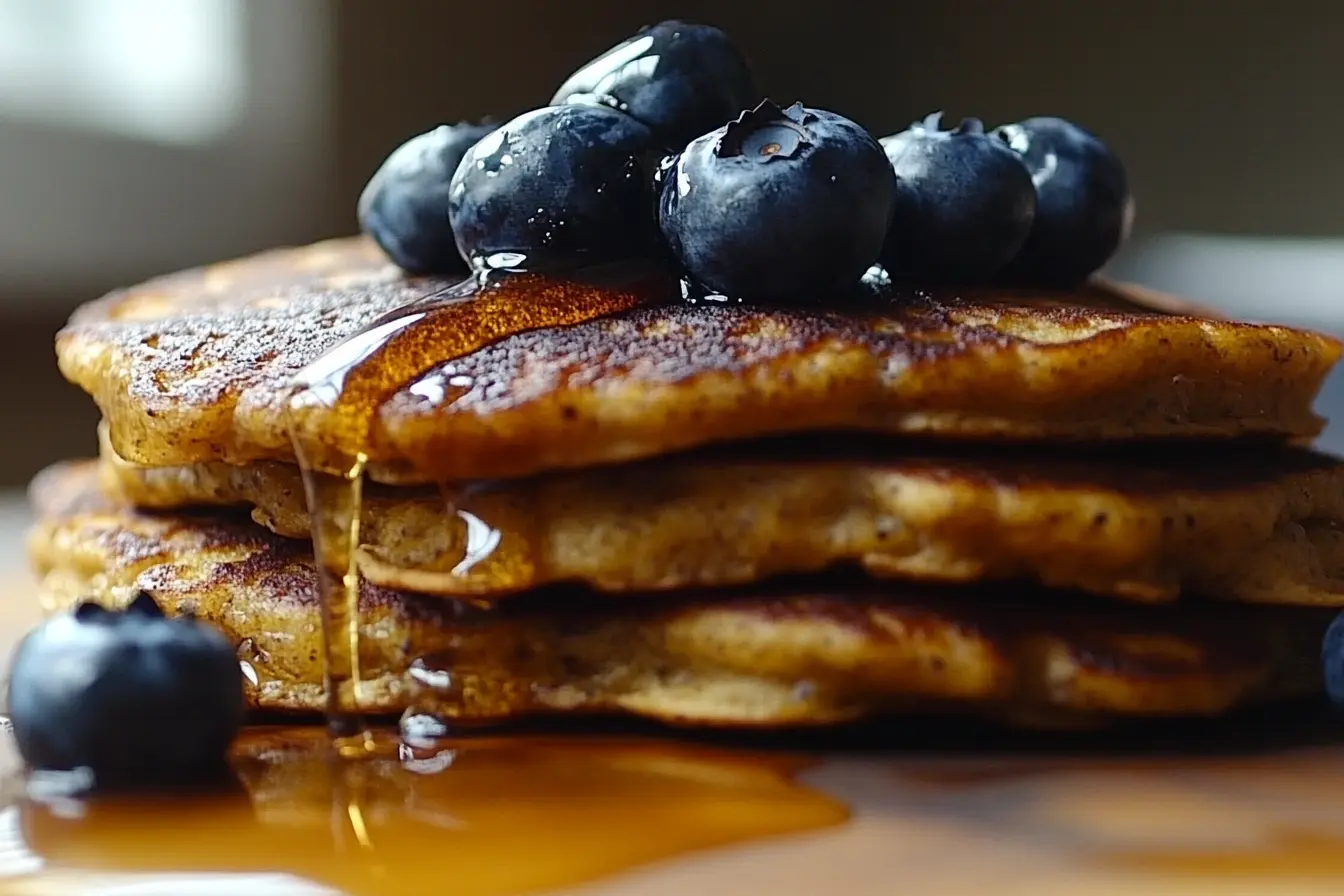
left=29, top=461, right=1330, bottom=728
left=58, top=237, right=1339, bottom=484
left=97, top=426, right=1344, bottom=605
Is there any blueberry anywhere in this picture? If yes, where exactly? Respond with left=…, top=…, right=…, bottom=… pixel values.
left=658, top=100, right=895, bottom=301
left=993, top=116, right=1131, bottom=286
left=358, top=122, right=498, bottom=275
left=448, top=105, right=658, bottom=271
left=879, top=113, right=1036, bottom=283
left=1324, top=611, right=1344, bottom=707
left=7, top=592, right=243, bottom=789
left=553, top=20, right=758, bottom=151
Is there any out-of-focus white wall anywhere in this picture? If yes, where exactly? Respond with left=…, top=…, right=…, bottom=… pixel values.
left=1112, top=236, right=1344, bottom=333
left=1109, top=235, right=1344, bottom=455
left=0, top=0, right=333, bottom=304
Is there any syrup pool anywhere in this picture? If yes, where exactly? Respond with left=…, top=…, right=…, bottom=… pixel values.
left=1, top=726, right=846, bottom=895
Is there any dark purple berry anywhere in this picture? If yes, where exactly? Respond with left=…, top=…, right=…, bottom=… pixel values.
left=358, top=122, right=497, bottom=275
left=658, top=100, right=895, bottom=301
left=994, top=116, right=1131, bottom=286
left=879, top=113, right=1036, bottom=283
left=448, top=105, right=658, bottom=271
left=553, top=20, right=758, bottom=151
left=7, top=592, right=243, bottom=790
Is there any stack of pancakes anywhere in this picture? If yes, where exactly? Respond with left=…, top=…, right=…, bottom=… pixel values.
left=29, top=237, right=1344, bottom=728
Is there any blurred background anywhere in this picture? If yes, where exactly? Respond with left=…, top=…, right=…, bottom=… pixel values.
left=3, top=0, right=1344, bottom=487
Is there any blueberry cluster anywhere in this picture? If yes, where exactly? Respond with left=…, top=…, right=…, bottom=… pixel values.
left=7, top=592, right=243, bottom=789
left=358, top=20, right=1132, bottom=299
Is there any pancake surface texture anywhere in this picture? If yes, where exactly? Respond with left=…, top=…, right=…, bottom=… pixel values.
left=98, top=429, right=1344, bottom=605
left=58, top=238, right=1340, bottom=483
left=30, top=462, right=1329, bottom=727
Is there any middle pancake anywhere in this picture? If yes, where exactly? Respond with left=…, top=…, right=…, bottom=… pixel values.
left=98, top=427, right=1344, bottom=605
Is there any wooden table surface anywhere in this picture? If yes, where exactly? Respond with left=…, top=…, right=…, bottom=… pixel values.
left=1, top=497, right=1344, bottom=895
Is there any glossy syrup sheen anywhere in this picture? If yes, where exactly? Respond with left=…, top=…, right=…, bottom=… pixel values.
left=286, top=263, right=680, bottom=470
left=283, top=263, right=679, bottom=742
left=4, top=726, right=847, bottom=895
left=15, top=722, right=1344, bottom=894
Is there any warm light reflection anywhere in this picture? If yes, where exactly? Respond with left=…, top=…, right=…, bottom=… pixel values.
left=0, top=0, right=245, bottom=144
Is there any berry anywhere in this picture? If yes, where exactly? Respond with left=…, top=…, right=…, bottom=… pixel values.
left=658, top=100, right=895, bottom=301
left=448, top=105, right=658, bottom=271
left=552, top=20, right=758, bottom=151
left=1324, top=611, right=1344, bottom=707
left=879, top=114, right=1036, bottom=283
left=993, top=116, right=1131, bottom=286
left=7, top=592, right=243, bottom=789
left=358, top=122, right=497, bottom=275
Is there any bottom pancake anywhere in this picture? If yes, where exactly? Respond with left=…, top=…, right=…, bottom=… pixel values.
left=28, top=462, right=1331, bottom=729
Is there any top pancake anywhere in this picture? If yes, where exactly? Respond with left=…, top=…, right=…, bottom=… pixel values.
left=58, top=237, right=1341, bottom=483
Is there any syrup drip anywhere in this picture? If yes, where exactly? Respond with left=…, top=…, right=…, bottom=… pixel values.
left=4, top=727, right=846, bottom=895
left=289, top=442, right=370, bottom=749
left=284, top=264, right=676, bottom=743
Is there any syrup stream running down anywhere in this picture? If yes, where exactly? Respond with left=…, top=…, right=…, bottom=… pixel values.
left=284, top=264, right=675, bottom=746
left=289, top=441, right=369, bottom=747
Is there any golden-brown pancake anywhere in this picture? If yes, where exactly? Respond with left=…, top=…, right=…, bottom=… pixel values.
left=57, top=237, right=1339, bottom=483
left=29, top=461, right=1330, bottom=728
left=97, top=426, right=1344, bottom=605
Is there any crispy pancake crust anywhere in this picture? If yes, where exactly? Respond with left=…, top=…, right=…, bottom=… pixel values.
left=57, top=238, right=1339, bottom=482
left=30, top=462, right=1329, bottom=727
left=97, top=427, right=1344, bottom=605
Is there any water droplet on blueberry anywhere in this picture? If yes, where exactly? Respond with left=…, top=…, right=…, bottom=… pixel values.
left=859, top=263, right=894, bottom=298
left=358, top=121, right=499, bottom=275
left=552, top=20, right=759, bottom=150
left=991, top=116, right=1131, bottom=287
left=6, top=592, right=244, bottom=790
left=448, top=105, right=659, bottom=271
left=879, top=112, right=1037, bottom=284
left=658, top=100, right=896, bottom=302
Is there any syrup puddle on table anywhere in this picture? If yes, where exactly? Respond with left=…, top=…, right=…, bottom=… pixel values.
left=0, top=726, right=847, bottom=895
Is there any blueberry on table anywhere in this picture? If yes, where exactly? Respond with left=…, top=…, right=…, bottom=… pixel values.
left=552, top=20, right=758, bottom=151
left=7, top=592, right=244, bottom=790
left=1324, top=612, right=1344, bottom=707
left=993, top=116, right=1131, bottom=287
left=879, top=113, right=1036, bottom=284
left=658, top=100, right=896, bottom=302
left=358, top=122, right=498, bottom=275
left=448, top=105, right=659, bottom=271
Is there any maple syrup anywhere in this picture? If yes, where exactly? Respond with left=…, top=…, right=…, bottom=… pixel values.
left=284, top=264, right=676, bottom=744
left=4, top=726, right=847, bottom=895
